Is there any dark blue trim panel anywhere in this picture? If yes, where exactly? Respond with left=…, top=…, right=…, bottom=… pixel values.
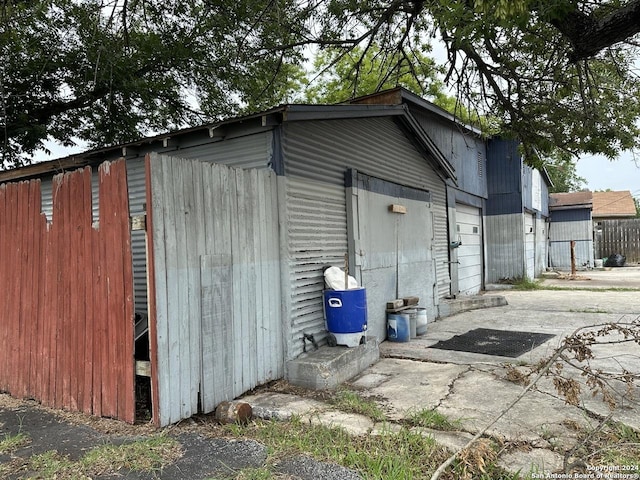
left=346, top=169, right=431, bottom=202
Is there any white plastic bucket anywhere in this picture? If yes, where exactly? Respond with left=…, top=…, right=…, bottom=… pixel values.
left=416, top=308, right=428, bottom=336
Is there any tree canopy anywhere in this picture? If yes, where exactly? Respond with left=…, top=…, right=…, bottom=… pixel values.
left=2, top=0, right=640, bottom=169
left=0, top=0, right=304, bottom=167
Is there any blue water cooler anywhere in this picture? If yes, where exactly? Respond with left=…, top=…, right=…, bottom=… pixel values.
left=323, top=288, right=368, bottom=347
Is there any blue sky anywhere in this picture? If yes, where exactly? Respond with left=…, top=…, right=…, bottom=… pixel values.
left=576, top=152, right=640, bottom=198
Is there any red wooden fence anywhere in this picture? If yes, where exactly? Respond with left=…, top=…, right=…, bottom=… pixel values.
left=0, top=160, right=135, bottom=423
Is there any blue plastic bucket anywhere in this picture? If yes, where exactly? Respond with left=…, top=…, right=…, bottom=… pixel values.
left=323, top=288, right=368, bottom=334
left=387, top=313, right=410, bottom=342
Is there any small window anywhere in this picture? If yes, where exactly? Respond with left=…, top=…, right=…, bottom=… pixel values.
left=457, top=225, right=460, bottom=232
left=472, top=226, right=479, bottom=234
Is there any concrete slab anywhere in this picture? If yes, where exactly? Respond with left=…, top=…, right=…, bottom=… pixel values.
left=242, top=392, right=329, bottom=421
left=285, top=337, right=379, bottom=390
left=305, top=410, right=375, bottom=436
left=348, top=358, right=470, bottom=420
left=438, top=294, right=508, bottom=318
left=436, top=369, right=593, bottom=443
left=498, top=449, right=564, bottom=476
left=247, top=285, right=640, bottom=477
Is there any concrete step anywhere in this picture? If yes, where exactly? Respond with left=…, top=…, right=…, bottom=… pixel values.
left=285, top=337, right=379, bottom=390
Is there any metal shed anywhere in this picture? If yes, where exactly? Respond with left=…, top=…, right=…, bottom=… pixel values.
left=549, top=191, right=594, bottom=269
left=0, top=102, right=455, bottom=427
left=485, top=139, right=552, bottom=282
left=351, top=88, right=489, bottom=297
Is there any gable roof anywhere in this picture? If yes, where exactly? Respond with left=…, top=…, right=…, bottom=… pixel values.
left=0, top=103, right=456, bottom=184
left=349, top=87, right=483, bottom=135
left=549, top=191, right=593, bottom=210
left=592, top=190, right=636, bottom=218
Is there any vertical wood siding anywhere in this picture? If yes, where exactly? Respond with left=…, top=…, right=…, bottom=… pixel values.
left=595, top=219, right=640, bottom=263
left=0, top=160, right=135, bottom=423
left=147, top=154, right=282, bottom=427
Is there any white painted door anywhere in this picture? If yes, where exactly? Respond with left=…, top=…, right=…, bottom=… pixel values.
left=355, top=176, right=435, bottom=341
left=455, top=204, right=483, bottom=296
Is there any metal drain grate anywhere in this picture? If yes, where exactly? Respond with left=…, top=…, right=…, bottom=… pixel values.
left=429, top=328, right=555, bottom=358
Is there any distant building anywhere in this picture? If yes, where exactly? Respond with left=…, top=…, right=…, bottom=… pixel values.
left=549, top=191, right=594, bottom=269
left=592, top=190, right=636, bottom=221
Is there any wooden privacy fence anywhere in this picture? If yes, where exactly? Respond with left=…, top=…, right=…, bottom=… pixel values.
left=0, top=160, right=135, bottom=423
left=146, top=154, right=283, bottom=427
left=595, top=219, right=640, bottom=263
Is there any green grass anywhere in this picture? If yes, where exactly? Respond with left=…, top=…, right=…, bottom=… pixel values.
left=226, top=417, right=448, bottom=479
left=330, top=388, right=386, bottom=422
left=406, top=408, right=462, bottom=431
left=569, top=308, right=610, bottom=313
left=512, top=277, right=543, bottom=290
left=597, top=423, right=640, bottom=468
left=0, top=432, right=29, bottom=454
left=81, top=435, right=182, bottom=474
left=5, top=435, right=182, bottom=480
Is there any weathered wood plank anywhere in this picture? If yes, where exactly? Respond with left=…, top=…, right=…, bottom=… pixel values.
left=0, top=184, right=6, bottom=391
left=82, top=169, right=94, bottom=415
left=162, top=156, right=183, bottom=425
left=216, top=165, right=234, bottom=403
left=146, top=153, right=165, bottom=426
left=200, top=253, right=232, bottom=412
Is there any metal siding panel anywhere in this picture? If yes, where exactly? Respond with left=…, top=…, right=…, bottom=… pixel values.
left=410, top=110, right=488, bottom=199
left=167, top=131, right=272, bottom=170
left=549, top=218, right=594, bottom=269
left=486, top=139, right=522, bottom=199
left=126, top=158, right=148, bottom=314
left=485, top=213, right=525, bottom=282
left=286, top=177, right=347, bottom=359
left=283, top=116, right=449, bottom=292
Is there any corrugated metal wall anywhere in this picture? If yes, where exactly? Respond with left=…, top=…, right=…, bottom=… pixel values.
left=549, top=210, right=594, bottom=269
left=285, top=176, right=348, bottom=355
left=410, top=110, right=488, bottom=199
left=147, top=154, right=282, bottom=426
left=0, top=161, right=135, bottom=423
left=485, top=213, right=525, bottom=282
left=158, top=130, right=273, bottom=170
left=282, top=117, right=448, bottom=358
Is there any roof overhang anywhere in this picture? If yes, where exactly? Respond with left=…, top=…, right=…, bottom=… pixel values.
left=0, top=103, right=456, bottom=184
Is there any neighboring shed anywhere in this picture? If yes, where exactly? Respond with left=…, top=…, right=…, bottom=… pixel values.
left=549, top=191, right=594, bottom=269
left=485, top=139, right=552, bottom=282
left=0, top=102, right=454, bottom=426
left=351, top=88, right=488, bottom=297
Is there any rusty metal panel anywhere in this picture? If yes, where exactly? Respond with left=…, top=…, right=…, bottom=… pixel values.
left=0, top=160, right=135, bottom=423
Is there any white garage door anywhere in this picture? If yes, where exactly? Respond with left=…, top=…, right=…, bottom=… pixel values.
left=524, top=213, right=536, bottom=280
left=456, top=204, right=482, bottom=296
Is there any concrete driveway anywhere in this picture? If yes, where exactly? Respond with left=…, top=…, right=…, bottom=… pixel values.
left=249, top=267, right=640, bottom=476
